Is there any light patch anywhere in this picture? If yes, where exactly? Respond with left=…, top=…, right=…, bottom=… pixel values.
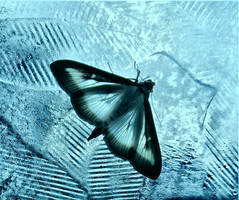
left=66, top=68, right=83, bottom=81
left=65, top=68, right=99, bottom=89
left=83, top=92, right=122, bottom=121
left=168, top=71, right=178, bottom=87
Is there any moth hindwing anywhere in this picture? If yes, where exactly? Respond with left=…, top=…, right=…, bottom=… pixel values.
left=50, top=60, right=162, bottom=179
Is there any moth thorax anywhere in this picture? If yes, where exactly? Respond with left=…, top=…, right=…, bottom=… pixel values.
left=140, top=79, right=155, bottom=93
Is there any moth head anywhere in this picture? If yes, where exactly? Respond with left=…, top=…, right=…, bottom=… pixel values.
left=142, top=79, right=155, bottom=92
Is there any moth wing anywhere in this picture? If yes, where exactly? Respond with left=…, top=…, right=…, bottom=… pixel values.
left=50, top=60, right=137, bottom=125
left=71, top=84, right=129, bottom=126
left=50, top=60, right=136, bottom=95
left=104, top=92, right=162, bottom=179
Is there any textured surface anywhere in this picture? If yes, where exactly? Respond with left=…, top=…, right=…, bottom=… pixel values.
left=0, top=1, right=238, bottom=199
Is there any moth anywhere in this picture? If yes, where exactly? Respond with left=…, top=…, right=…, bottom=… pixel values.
left=50, top=60, right=162, bottom=179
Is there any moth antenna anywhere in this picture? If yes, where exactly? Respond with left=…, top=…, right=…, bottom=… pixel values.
left=107, top=62, right=114, bottom=74
left=150, top=94, right=162, bottom=127
left=134, top=61, right=141, bottom=82
left=142, top=76, right=150, bottom=81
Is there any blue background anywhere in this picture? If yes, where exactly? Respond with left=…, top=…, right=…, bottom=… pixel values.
left=0, top=1, right=238, bottom=199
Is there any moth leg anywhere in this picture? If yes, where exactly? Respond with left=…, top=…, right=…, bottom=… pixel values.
left=87, top=126, right=104, bottom=141
left=134, top=61, right=140, bottom=83
left=135, top=69, right=140, bottom=83
left=107, top=62, right=114, bottom=74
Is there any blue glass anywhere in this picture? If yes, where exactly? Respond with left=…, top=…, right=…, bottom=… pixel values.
left=0, top=1, right=237, bottom=199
